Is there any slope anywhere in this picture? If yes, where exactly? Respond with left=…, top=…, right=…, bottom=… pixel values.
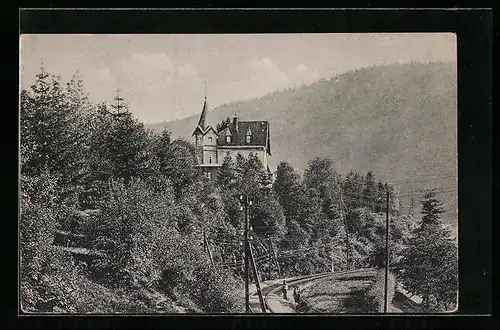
left=147, top=62, right=457, bottom=227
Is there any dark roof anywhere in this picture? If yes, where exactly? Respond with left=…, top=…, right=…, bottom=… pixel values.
left=217, top=120, right=271, bottom=155
left=192, top=98, right=216, bottom=135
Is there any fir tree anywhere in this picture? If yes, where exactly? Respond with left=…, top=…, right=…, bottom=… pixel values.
left=363, top=171, right=377, bottom=211
left=395, top=189, right=458, bottom=311
left=216, top=154, right=235, bottom=189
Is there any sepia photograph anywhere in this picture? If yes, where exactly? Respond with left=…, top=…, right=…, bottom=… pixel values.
left=20, top=32, right=459, bottom=315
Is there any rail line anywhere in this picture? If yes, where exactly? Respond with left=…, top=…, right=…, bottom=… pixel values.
left=249, top=268, right=374, bottom=313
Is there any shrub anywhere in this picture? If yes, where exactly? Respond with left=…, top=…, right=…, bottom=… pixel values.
left=367, top=269, right=396, bottom=313
left=189, top=264, right=244, bottom=313
left=83, top=179, right=177, bottom=288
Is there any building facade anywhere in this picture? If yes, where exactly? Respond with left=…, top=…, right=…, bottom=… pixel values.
left=192, top=97, right=272, bottom=181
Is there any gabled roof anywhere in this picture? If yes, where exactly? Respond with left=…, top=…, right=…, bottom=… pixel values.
left=217, top=120, right=271, bottom=156
left=221, top=126, right=232, bottom=136
left=192, top=98, right=216, bottom=136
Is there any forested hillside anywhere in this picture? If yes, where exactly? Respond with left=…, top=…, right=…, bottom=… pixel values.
left=20, top=65, right=457, bottom=314
left=149, top=62, right=457, bottom=226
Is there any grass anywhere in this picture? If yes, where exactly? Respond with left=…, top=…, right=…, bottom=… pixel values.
left=299, top=270, right=376, bottom=313
left=299, top=269, right=398, bottom=313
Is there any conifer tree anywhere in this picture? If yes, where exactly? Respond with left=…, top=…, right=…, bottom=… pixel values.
left=363, top=171, right=377, bottom=211
left=21, top=67, right=88, bottom=205
left=273, top=161, right=301, bottom=213
left=216, top=154, right=235, bottom=189
left=395, top=189, right=458, bottom=311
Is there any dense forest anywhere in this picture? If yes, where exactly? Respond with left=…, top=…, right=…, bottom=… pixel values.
left=20, top=67, right=457, bottom=313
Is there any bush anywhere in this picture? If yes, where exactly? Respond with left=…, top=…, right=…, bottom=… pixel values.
left=155, top=230, right=206, bottom=299
left=189, top=265, right=244, bottom=313
left=82, top=179, right=177, bottom=288
left=367, top=269, right=396, bottom=313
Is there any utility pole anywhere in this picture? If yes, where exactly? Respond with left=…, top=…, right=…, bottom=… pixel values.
left=203, top=232, right=214, bottom=266
left=239, top=194, right=252, bottom=313
left=269, top=237, right=281, bottom=278
left=249, top=241, right=267, bottom=313
left=339, top=191, right=349, bottom=270
left=384, top=183, right=390, bottom=313
left=267, top=235, right=272, bottom=281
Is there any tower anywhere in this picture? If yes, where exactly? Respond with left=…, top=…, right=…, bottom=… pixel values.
left=192, top=95, right=220, bottom=180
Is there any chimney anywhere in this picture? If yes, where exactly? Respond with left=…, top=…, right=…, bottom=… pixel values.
left=232, top=115, right=239, bottom=133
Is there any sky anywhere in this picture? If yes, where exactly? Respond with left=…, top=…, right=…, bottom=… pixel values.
left=20, top=33, right=456, bottom=124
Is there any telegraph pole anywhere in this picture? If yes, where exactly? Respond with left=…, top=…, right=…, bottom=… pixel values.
left=239, top=194, right=251, bottom=313
left=267, top=235, right=272, bottom=281
left=269, top=237, right=281, bottom=278
left=203, top=232, right=214, bottom=266
left=384, top=183, right=390, bottom=313
left=249, top=241, right=266, bottom=313
left=339, top=191, right=349, bottom=270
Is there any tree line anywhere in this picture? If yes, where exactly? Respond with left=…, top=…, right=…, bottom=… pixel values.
left=20, top=67, right=457, bottom=313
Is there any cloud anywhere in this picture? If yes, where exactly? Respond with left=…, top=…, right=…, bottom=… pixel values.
left=292, top=64, right=320, bottom=85
left=96, top=67, right=113, bottom=81
left=121, top=52, right=175, bottom=74
left=245, top=57, right=290, bottom=82
left=296, top=64, right=309, bottom=75
left=239, top=57, right=292, bottom=97
left=178, top=63, right=198, bottom=78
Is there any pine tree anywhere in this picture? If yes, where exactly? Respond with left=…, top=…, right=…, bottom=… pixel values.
left=273, top=161, right=301, bottom=213
left=216, top=117, right=231, bottom=133
left=259, top=167, right=273, bottom=193
left=216, top=154, right=235, bottom=189
left=395, top=189, right=458, bottom=311
left=303, top=157, right=341, bottom=222
left=21, top=67, right=88, bottom=205
left=363, top=171, right=377, bottom=211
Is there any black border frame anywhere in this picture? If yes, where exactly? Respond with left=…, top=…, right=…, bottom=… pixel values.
left=10, top=8, right=493, bottom=330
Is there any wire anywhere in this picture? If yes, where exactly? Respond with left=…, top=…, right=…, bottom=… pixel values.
left=387, top=175, right=456, bottom=185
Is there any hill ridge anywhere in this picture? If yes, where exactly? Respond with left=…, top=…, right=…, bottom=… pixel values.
left=147, top=61, right=457, bottom=225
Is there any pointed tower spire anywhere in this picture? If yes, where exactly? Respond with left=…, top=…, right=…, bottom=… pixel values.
left=193, top=86, right=214, bottom=136
left=197, top=98, right=211, bottom=130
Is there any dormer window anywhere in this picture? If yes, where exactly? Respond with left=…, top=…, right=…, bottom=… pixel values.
left=226, top=135, right=231, bottom=143
left=245, top=126, right=252, bottom=143
left=208, top=137, right=213, bottom=145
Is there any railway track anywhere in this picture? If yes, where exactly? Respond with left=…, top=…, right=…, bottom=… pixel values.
left=249, top=268, right=374, bottom=313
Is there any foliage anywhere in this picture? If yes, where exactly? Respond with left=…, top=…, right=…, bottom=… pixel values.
left=190, top=265, right=244, bottom=313
left=394, top=189, right=458, bottom=311
left=217, top=154, right=236, bottom=189
left=159, top=138, right=202, bottom=198
left=215, top=116, right=232, bottom=133
left=342, top=269, right=396, bottom=313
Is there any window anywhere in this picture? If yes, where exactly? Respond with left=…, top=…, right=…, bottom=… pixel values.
left=246, top=135, right=251, bottom=143
left=208, top=137, right=212, bottom=145
left=209, top=156, right=212, bottom=164
left=226, top=135, right=231, bottom=143
left=207, top=171, right=211, bottom=180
